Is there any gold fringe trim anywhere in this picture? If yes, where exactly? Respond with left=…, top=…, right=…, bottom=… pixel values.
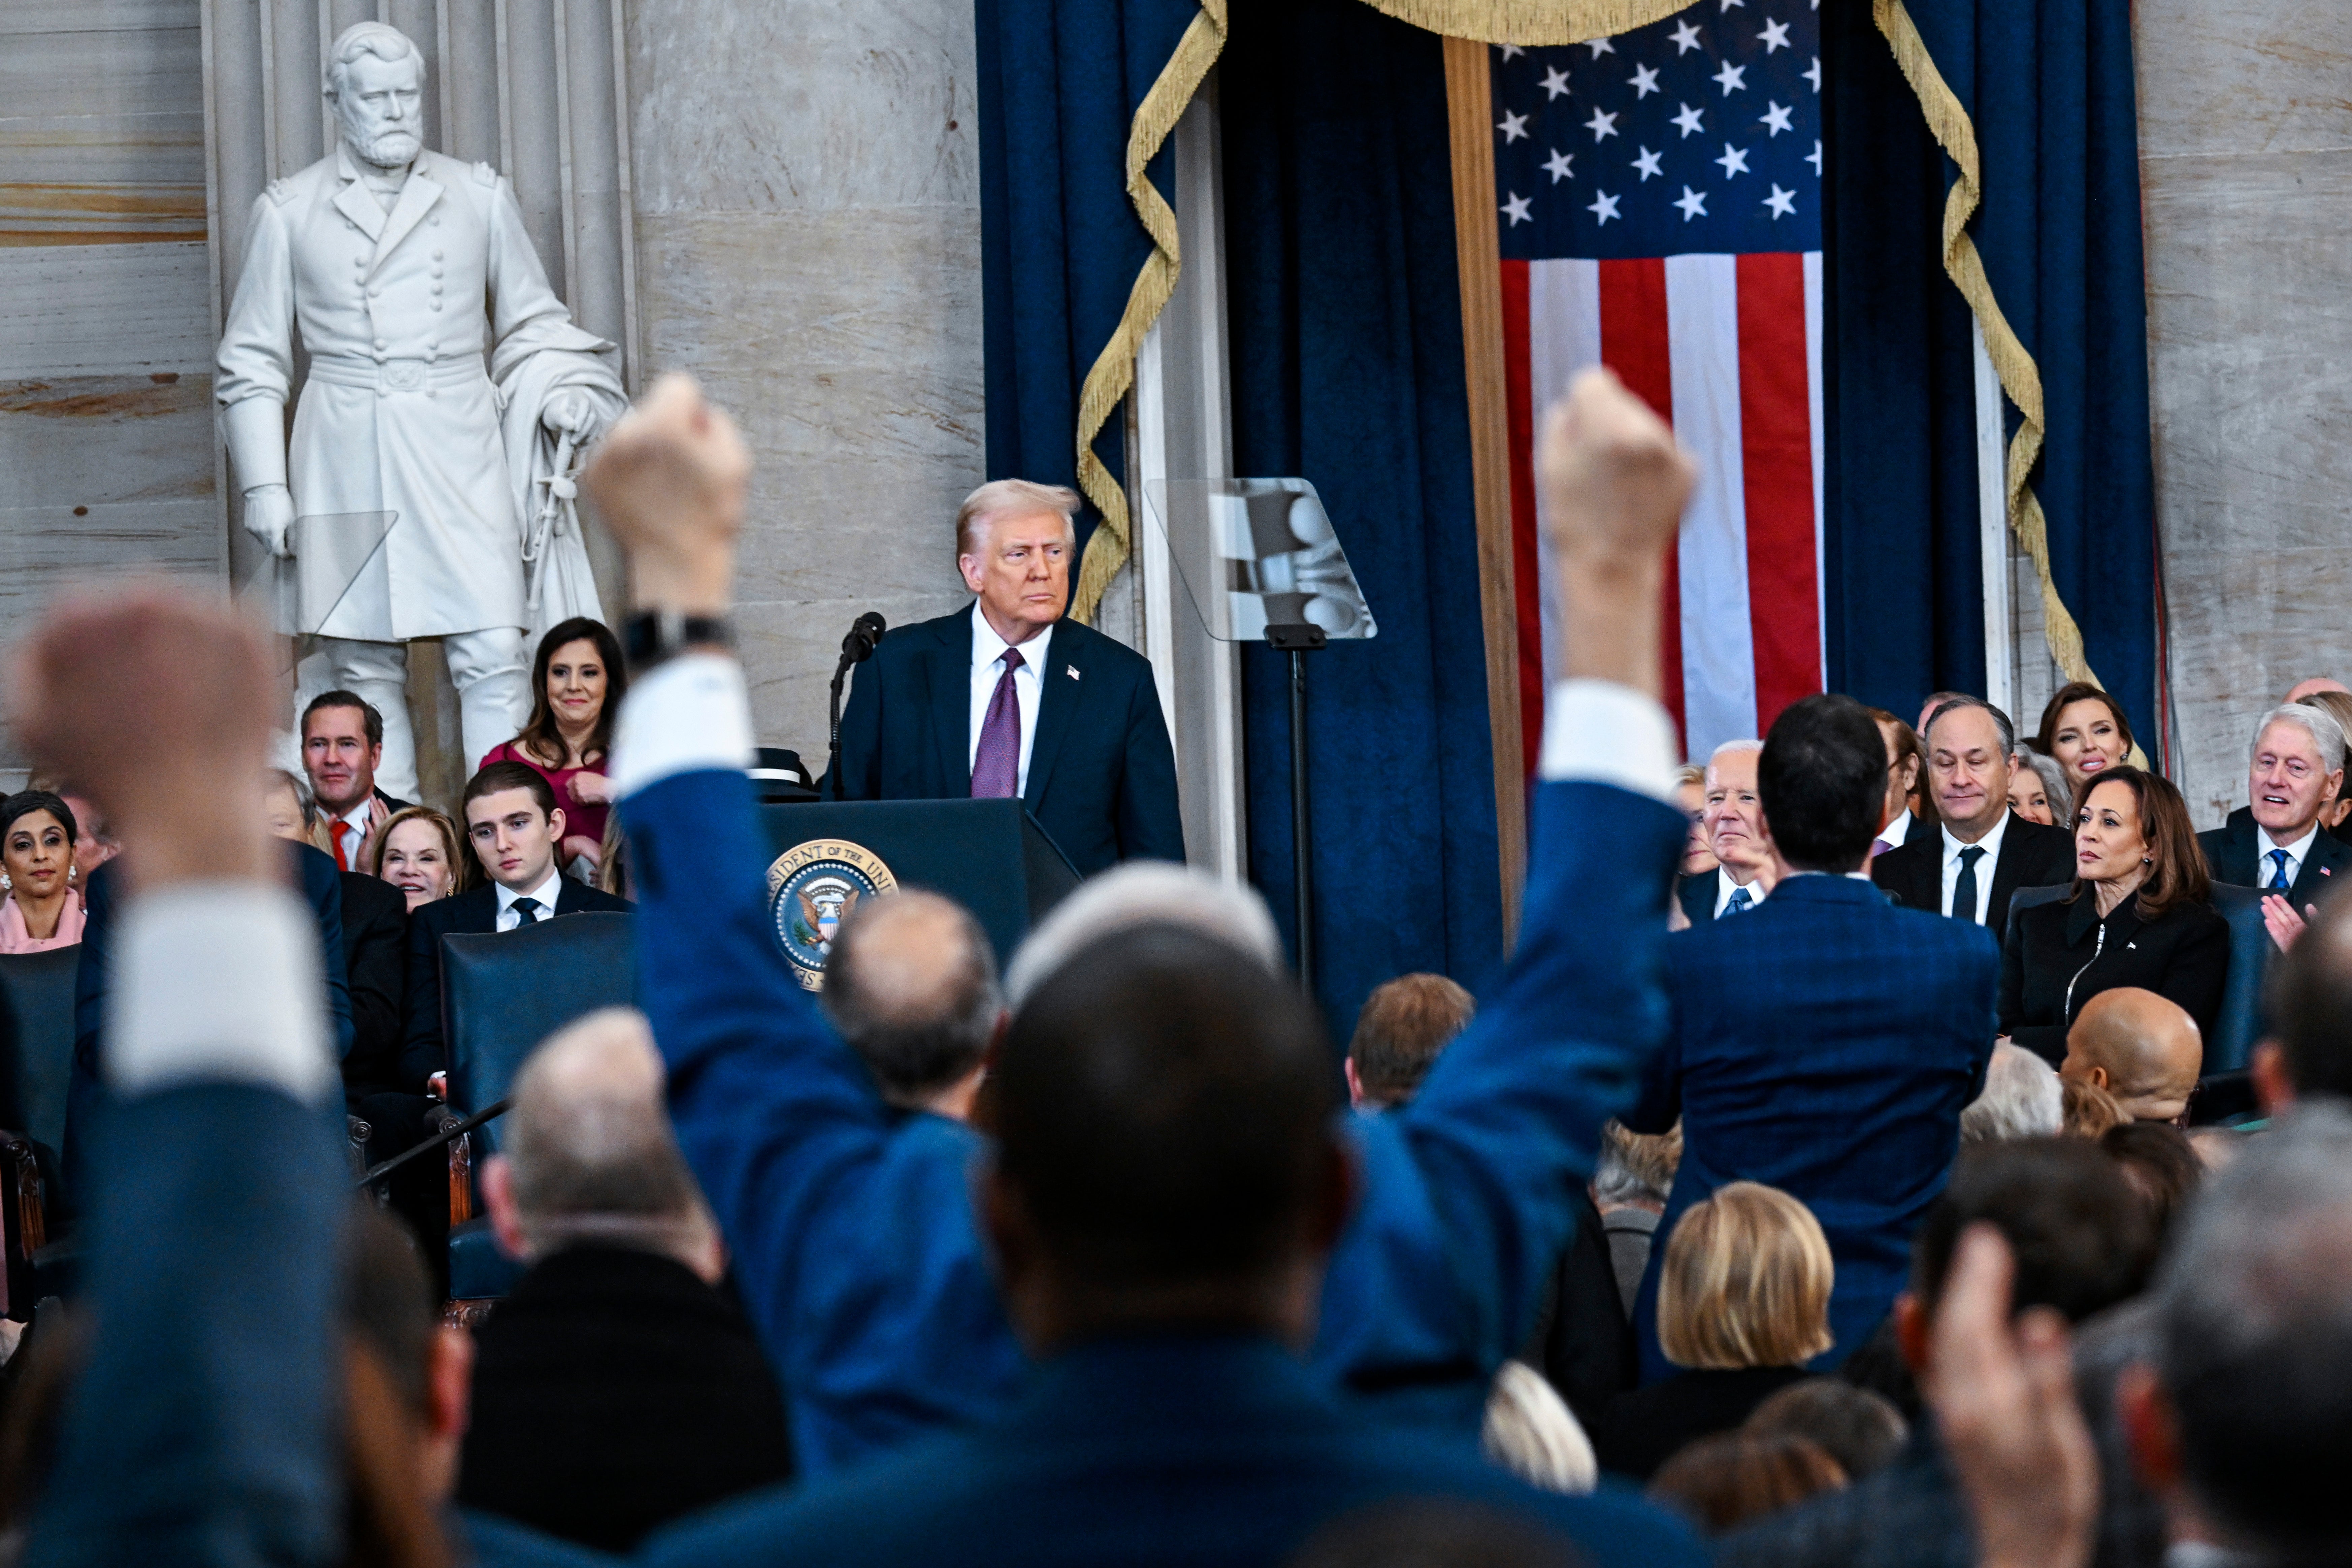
left=1872, top=0, right=2106, bottom=707
left=1069, top=2, right=1229, bottom=625
left=1358, top=0, right=1697, bottom=46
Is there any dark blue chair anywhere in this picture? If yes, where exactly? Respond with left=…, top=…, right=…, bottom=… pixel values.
left=0, top=947, right=79, bottom=1315
left=438, top=913, right=636, bottom=1305
left=2201, top=884, right=2272, bottom=1077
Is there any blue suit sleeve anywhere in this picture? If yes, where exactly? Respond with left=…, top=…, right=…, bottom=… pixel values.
left=1115, top=663, right=1184, bottom=863
left=299, top=846, right=355, bottom=1065
left=1314, top=780, right=1684, bottom=1385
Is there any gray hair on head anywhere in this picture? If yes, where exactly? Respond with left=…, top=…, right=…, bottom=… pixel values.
left=2016, top=749, right=2069, bottom=812
left=323, top=21, right=422, bottom=97
left=1005, top=861, right=1283, bottom=1008
left=1924, top=695, right=2016, bottom=757
left=1958, top=1042, right=2063, bottom=1143
left=1707, top=738, right=1764, bottom=763
left=2255, top=702, right=2348, bottom=776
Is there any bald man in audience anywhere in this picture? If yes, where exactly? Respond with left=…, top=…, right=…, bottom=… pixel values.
left=2284, top=676, right=2349, bottom=705
left=821, top=892, right=1004, bottom=1123
left=2058, top=987, right=2203, bottom=1125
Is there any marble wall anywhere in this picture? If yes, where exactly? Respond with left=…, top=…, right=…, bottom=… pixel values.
left=626, top=0, right=988, bottom=770
left=2137, top=0, right=2352, bottom=825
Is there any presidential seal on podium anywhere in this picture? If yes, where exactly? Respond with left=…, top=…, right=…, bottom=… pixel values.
left=766, top=838, right=901, bottom=990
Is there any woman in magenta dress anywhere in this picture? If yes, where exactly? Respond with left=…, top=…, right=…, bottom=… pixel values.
left=0, top=791, right=85, bottom=953
left=480, top=616, right=629, bottom=877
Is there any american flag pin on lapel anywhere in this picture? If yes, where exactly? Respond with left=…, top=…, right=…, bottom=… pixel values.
left=1066, top=665, right=1080, bottom=680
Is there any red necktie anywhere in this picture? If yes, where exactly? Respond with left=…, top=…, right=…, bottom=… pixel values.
left=970, top=647, right=1025, bottom=798
left=333, top=823, right=351, bottom=871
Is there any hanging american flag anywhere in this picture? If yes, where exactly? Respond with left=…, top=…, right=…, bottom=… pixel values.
left=1492, top=5, right=1823, bottom=763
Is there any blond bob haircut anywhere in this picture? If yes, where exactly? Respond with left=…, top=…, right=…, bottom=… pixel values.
left=1658, top=1181, right=1835, bottom=1370
left=954, top=479, right=1079, bottom=563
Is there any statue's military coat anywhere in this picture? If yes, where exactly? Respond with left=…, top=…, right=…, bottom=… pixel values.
left=217, top=145, right=613, bottom=640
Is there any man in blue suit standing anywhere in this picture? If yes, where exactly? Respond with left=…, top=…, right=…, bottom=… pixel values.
left=827, top=479, right=1184, bottom=875
left=1627, top=694, right=1999, bottom=1380
left=585, top=366, right=1699, bottom=1502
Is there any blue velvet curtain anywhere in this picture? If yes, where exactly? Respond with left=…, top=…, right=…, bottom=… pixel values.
left=1221, top=0, right=1504, bottom=1037
left=1824, top=0, right=2155, bottom=739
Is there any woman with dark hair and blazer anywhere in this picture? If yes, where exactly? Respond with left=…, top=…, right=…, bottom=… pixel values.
left=480, top=616, right=628, bottom=876
left=2000, top=766, right=2228, bottom=1065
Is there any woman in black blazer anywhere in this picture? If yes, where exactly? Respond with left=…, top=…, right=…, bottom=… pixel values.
left=2000, top=766, right=2228, bottom=1064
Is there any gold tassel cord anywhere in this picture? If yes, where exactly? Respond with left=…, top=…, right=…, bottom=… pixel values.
left=1871, top=0, right=2108, bottom=702
left=1355, top=0, right=1697, bottom=46
left=1069, top=2, right=1229, bottom=625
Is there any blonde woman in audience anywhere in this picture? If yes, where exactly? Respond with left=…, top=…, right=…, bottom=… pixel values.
left=368, top=805, right=470, bottom=912
left=262, top=767, right=334, bottom=857
left=0, top=790, right=85, bottom=953
left=1596, top=1182, right=1835, bottom=1481
left=1668, top=764, right=1714, bottom=931
left=2293, top=688, right=2352, bottom=836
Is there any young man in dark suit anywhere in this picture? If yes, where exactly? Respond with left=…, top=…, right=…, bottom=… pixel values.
left=2195, top=703, right=2352, bottom=912
left=827, top=479, right=1183, bottom=876
left=1872, top=696, right=2072, bottom=940
left=397, top=760, right=631, bottom=1097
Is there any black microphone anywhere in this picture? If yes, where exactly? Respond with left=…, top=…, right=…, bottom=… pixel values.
left=829, top=612, right=889, bottom=799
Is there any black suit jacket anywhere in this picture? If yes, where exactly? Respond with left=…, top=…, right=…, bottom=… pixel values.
left=338, top=872, right=409, bottom=1100
left=1871, top=815, right=2075, bottom=939
left=826, top=607, right=1184, bottom=877
left=1675, top=873, right=1714, bottom=927
left=2196, top=805, right=2352, bottom=909
left=1998, top=891, right=2230, bottom=1064
left=397, top=878, right=634, bottom=1090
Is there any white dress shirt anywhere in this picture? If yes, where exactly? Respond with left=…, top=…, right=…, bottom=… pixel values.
left=1712, top=866, right=1768, bottom=918
left=495, top=866, right=565, bottom=932
left=1939, top=811, right=2010, bottom=924
left=2256, top=820, right=2320, bottom=890
left=330, top=798, right=372, bottom=869
left=967, top=601, right=1053, bottom=795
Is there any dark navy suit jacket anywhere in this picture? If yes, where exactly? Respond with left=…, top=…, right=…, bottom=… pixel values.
left=1626, top=874, right=1998, bottom=1378
left=641, top=1336, right=1706, bottom=1568
left=827, top=607, right=1184, bottom=876
left=621, top=763, right=1685, bottom=1475
left=2197, top=804, right=2352, bottom=907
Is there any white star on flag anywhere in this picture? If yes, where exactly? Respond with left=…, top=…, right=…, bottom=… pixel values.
left=1719, top=0, right=1744, bottom=10
left=1675, top=185, right=1709, bottom=220
left=1803, top=56, right=1823, bottom=91
left=1716, top=142, right=1751, bottom=177
left=1758, top=18, right=1792, bottom=52
left=1544, top=147, right=1575, bottom=182
left=1670, top=18, right=1704, bottom=53
left=1585, top=36, right=1616, bottom=56
left=1498, top=109, right=1530, bottom=143
left=1672, top=102, right=1706, bottom=137
left=1588, top=190, right=1622, bottom=224
left=1586, top=107, right=1620, bottom=141
left=1760, top=101, right=1795, bottom=135
left=1500, top=43, right=1525, bottom=59
left=1629, top=63, right=1662, bottom=97
left=1540, top=65, right=1572, bottom=99
left=1763, top=184, right=1797, bottom=218
left=1632, top=146, right=1664, bottom=181
left=1714, top=61, right=1747, bottom=95
left=1806, top=139, right=1824, bottom=174
left=1502, top=191, right=1534, bottom=226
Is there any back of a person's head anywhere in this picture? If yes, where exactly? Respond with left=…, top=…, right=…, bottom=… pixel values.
left=2061, top=1075, right=2127, bottom=1140
left=1646, top=1431, right=1845, bottom=1535
left=2156, top=1103, right=2352, bottom=1562
left=341, top=1204, right=455, bottom=1567
left=1912, top=1139, right=2156, bottom=1323
left=1742, top=1377, right=1907, bottom=1483
left=2263, top=886, right=2352, bottom=1099
left=1960, top=1044, right=2063, bottom=1143
left=1757, top=694, right=1884, bottom=872
left=1658, top=1181, right=1833, bottom=1371
left=1004, top=862, right=1282, bottom=1008
left=503, top=1008, right=712, bottom=1257
left=1481, top=1360, right=1596, bottom=1496
left=1592, top=1118, right=1681, bottom=1208
left=821, top=891, right=1002, bottom=1104
left=994, top=923, right=1336, bottom=1293
left=1347, top=973, right=1474, bottom=1108
left=2098, top=1121, right=2202, bottom=1249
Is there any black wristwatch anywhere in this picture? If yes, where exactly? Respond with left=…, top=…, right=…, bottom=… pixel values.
left=623, top=609, right=734, bottom=671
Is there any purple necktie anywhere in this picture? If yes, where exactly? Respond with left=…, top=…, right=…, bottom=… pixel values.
left=971, top=646, right=1025, bottom=798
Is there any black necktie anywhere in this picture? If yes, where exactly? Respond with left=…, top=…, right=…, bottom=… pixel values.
left=511, top=896, right=544, bottom=927
left=1952, top=845, right=1986, bottom=924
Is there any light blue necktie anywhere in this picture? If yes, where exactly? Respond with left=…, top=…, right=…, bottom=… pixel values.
left=2268, top=848, right=2292, bottom=891
left=1723, top=885, right=1754, bottom=916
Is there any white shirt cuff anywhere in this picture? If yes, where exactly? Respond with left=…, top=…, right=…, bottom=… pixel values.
left=1536, top=680, right=1682, bottom=804
left=109, top=884, right=332, bottom=1104
left=611, top=653, right=757, bottom=798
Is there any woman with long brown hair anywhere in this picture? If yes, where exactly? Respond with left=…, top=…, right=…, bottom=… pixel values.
left=479, top=617, right=628, bottom=875
left=1998, top=766, right=2227, bottom=1063
left=2033, top=682, right=2134, bottom=801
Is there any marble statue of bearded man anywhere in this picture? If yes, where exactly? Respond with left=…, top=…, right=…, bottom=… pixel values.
left=217, top=21, right=625, bottom=798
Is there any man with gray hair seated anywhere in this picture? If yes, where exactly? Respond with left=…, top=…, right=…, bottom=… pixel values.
left=2196, top=701, right=2352, bottom=906
left=459, top=1008, right=793, bottom=1552
left=823, top=891, right=1004, bottom=1122
left=1958, top=1041, right=2064, bottom=1143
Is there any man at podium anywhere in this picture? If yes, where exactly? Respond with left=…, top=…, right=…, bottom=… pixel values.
left=828, top=480, right=1184, bottom=877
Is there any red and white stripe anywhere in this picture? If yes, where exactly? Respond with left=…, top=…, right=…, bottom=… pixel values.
left=1502, top=252, right=1825, bottom=766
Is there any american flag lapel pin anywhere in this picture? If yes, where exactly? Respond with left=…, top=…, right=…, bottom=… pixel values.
left=1066, top=665, right=1080, bottom=681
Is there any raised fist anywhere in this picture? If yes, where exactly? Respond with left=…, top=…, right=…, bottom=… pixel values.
left=1535, top=368, right=1695, bottom=572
